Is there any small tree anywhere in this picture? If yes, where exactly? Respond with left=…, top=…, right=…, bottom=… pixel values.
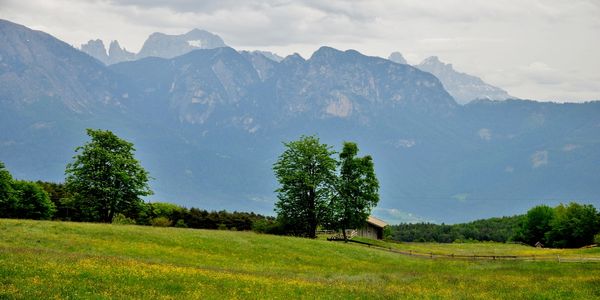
left=273, top=136, right=337, bottom=238
left=328, top=142, right=379, bottom=242
left=65, top=129, right=152, bottom=222
left=11, top=181, right=56, bottom=220
left=520, top=205, right=555, bottom=246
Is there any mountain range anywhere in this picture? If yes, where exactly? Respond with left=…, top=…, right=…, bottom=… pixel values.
left=1, top=19, right=599, bottom=223
left=388, top=52, right=514, bottom=104
left=83, top=29, right=511, bottom=105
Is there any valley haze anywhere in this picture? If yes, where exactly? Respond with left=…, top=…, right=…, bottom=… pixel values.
left=0, top=15, right=599, bottom=224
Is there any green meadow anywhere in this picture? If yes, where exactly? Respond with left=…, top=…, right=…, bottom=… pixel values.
left=1, top=219, right=600, bottom=299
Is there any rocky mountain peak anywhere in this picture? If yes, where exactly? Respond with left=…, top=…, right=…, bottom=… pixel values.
left=388, top=51, right=407, bottom=64
left=81, top=39, right=108, bottom=63
left=416, top=56, right=513, bottom=104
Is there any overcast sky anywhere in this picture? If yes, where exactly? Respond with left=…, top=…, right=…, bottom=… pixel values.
left=2, top=0, right=599, bottom=102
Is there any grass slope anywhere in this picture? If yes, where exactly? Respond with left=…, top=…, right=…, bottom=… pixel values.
left=1, top=219, right=600, bottom=299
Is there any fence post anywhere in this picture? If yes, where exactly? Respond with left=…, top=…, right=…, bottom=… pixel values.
left=557, top=255, right=560, bottom=263
left=430, top=252, right=433, bottom=259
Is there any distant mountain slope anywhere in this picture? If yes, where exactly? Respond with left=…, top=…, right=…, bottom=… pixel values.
left=2, top=19, right=599, bottom=223
left=0, top=19, right=127, bottom=113
left=416, top=56, right=514, bottom=104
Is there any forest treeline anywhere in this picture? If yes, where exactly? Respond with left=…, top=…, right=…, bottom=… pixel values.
left=38, top=181, right=276, bottom=231
left=0, top=168, right=275, bottom=232
left=387, top=202, right=600, bottom=248
left=388, top=215, right=524, bottom=243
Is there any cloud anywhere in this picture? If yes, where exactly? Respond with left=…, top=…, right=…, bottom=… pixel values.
left=531, top=150, right=548, bottom=168
left=394, top=139, right=416, bottom=149
left=562, top=144, right=581, bottom=152
left=373, top=207, right=432, bottom=224
left=452, top=193, right=469, bottom=203
left=478, top=128, right=492, bottom=141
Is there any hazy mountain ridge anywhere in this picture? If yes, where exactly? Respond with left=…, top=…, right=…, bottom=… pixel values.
left=2, top=20, right=599, bottom=223
left=81, top=28, right=227, bottom=65
left=416, top=55, right=514, bottom=104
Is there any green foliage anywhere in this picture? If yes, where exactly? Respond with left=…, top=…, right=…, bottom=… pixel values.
left=112, top=213, right=137, bottom=225
left=273, top=135, right=337, bottom=238
left=35, top=181, right=77, bottom=220
left=217, top=223, right=228, bottom=230
left=327, top=142, right=379, bottom=241
left=252, top=218, right=285, bottom=234
left=0, top=161, right=17, bottom=218
left=65, top=129, right=152, bottom=222
left=150, top=217, right=172, bottom=227
left=594, top=233, right=600, bottom=245
left=9, top=180, right=56, bottom=220
left=388, top=215, right=525, bottom=243
left=0, top=166, right=56, bottom=220
left=545, top=203, right=600, bottom=248
left=520, top=205, right=555, bottom=245
left=174, top=219, right=188, bottom=228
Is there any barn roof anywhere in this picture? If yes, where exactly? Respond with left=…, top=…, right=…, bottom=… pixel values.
left=367, top=216, right=387, bottom=228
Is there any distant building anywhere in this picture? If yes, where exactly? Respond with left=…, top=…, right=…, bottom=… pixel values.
left=355, top=216, right=387, bottom=240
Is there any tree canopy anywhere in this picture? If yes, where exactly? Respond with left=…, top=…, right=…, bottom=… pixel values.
left=327, top=142, right=379, bottom=241
left=273, top=135, right=337, bottom=238
left=65, top=129, right=152, bottom=222
left=0, top=161, right=16, bottom=217
left=273, top=137, right=381, bottom=238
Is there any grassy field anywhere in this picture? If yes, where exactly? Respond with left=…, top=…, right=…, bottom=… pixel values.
left=1, top=219, right=600, bottom=299
left=351, top=237, right=600, bottom=258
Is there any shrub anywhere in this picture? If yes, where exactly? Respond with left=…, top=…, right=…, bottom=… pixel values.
left=252, top=219, right=285, bottom=234
left=217, top=223, right=228, bottom=230
left=112, top=213, right=136, bottom=225
left=175, top=219, right=188, bottom=228
left=151, top=217, right=172, bottom=227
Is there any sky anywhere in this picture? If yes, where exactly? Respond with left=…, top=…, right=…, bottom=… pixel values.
left=2, top=0, right=599, bottom=102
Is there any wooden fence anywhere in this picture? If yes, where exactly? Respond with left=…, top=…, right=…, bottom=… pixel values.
left=331, top=239, right=600, bottom=263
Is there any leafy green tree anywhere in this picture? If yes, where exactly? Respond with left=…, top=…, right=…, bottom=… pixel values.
left=273, top=136, right=337, bottom=238
left=65, top=129, right=152, bottom=222
left=11, top=180, right=56, bottom=220
left=546, top=203, right=600, bottom=248
left=0, top=161, right=17, bottom=218
left=328, top=142, right=379, bottom=242
left=520, top=205, right=555, bottom=245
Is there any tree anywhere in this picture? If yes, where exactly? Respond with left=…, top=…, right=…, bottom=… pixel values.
left=520, top=205, right=555, bottom=246
left=273, top=136, right=337, bottom=238
left=545, top=203, right=600, bottom=248
left=0, top=161, right=17, bottom=218
left=328, top=142, right=379, bottom=242
left=11, top=180, right=56, bottom=220
left=65, top=129, right=152, bottom=222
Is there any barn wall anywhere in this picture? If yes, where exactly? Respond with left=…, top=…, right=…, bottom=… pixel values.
left=356, top=223, right=379, bottom=240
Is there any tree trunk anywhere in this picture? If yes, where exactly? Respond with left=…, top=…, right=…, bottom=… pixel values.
left=307, top=188, right=317, bottom=238
left=342, top=228, right=348, bottom=243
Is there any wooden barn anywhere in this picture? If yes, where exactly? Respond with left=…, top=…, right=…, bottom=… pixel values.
left=355, top=216, right=387, bottom=240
